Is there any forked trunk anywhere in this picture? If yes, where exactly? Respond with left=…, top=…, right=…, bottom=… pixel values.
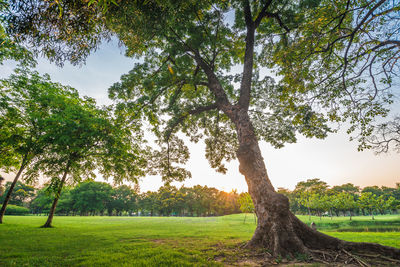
left=42, top=164, right=70, bottom=228
left=0, top=156, right=27, bottom=224
left=233, top=110, right=400, bottom=258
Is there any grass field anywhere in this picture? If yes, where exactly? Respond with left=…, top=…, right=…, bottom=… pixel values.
left=1, top=214, right=399, bottom=266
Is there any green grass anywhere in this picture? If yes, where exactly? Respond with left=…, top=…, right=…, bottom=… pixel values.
left=0, top=214, right=399, bottom=266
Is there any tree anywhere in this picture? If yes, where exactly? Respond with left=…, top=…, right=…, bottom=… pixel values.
left=362, top=186, right=383, bottom=197
left=0, top=68, right=82, bottom=223
left=238, top=192, right=255, bottom=223
left=333, top=192, right=357, bottom=220
left=32, top=89, right=147, bottom=227
left=331, top=183, right=360, bottom=197
left=29, top=188, right=53, bottom=215
left=0, top=181, right=35, bottom=206
left=6, top=0, right=400, bottom=257
left=376, top=195, right=395, bottom=215
left=110, top=185, right=138, bottom=216
left=139, top=191, right=159, bottom=216
left=295, top=178, right=329, bottom=220
left=358, top=192, right=378, bottom=220
left=71, top=181, right=112, bottom=216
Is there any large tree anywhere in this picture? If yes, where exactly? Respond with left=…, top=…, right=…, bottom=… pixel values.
left=5, top=0, right=400, bottom=258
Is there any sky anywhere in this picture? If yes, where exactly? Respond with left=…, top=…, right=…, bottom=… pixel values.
left=1, top=39, right=399, bottom=193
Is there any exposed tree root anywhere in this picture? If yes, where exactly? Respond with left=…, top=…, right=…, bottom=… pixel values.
left=230, top=243, right=400, bottom=266
left=243, top=199, right=400, bottom=265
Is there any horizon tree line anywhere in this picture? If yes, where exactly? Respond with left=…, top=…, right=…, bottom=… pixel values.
left=2, top=178, right=398, bottom=220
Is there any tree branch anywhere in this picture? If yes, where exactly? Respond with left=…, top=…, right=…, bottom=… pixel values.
left=265, top=12, right=290, bottom=32
left=164, top=103, right=218, bottom=140
left=254, top=0, right=274, bottom=28
left=238, top=0, right=257, bottom=110
left=192, top=51, right=234, bottom=117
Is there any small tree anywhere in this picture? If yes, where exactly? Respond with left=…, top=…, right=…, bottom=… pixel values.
left=238, top=192, right=255, bottom=223
left=32, top=90, right=147, bottom=227
left=0, top=69, right=81, bottom=223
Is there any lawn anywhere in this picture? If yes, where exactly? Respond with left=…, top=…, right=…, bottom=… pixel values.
left=0, top=214, right=399, bottom=266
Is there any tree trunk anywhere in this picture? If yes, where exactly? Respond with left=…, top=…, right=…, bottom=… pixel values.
left=0, top=156, right=27, bottom=224
left=233, top=110, right=400, bottom=258
left=42, top=164, right=70, bottom=228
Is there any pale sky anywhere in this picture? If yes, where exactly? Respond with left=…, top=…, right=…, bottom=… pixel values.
left=1, top=39, right=399, bottom=193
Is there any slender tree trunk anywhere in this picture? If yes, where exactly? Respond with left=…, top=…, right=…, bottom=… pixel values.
left=0, top=156, right=27, bottom=224
left=42, top=164, right=70, bottom=228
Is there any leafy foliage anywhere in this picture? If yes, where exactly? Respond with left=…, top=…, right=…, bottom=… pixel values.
left=3, top=204, right=29, bottom=215
left=0, top=181, right=34, bottom=206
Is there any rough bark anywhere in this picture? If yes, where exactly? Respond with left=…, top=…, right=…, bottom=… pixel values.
left=0, top=156, right=27, bottom=224
left=41, top=163, right=70, bottom=228
left=233, top=110, right=400, bottom=259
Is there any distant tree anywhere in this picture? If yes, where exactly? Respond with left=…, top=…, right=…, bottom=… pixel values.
left=71, top=181, right=112, bottom=216
left=298, top=191, right=313, bottom=221
left=54, top=187, right=73, bottom=215
left=333, top=192, right=357, bottom=220
left=238, top=192, right=255, bottom=223
left=0, top=181, right=35, bottom=206
left=376, top=195, right=396, bottom=215
left=331, top=184, right=360, bottom=197
left=296, top=179, right=329, bottom=220
left=294, top=179, right=329, bottom=195
left=110, top=185, right=137, bottom=216
left=358, top=192, right=378, bottom=220
left=139, top=191, right=159, bottom=216
left=309, top=193, right=332, bottom=220
left=362, top=186, right=383, bottom=197
left=29, top=188, right=53, bottom=215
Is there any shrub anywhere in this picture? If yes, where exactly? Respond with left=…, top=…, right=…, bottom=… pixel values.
left=4, top=205, right=30, bottom=215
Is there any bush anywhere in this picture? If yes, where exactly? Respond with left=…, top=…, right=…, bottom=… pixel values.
left=4, top=205, right=30, bottom=215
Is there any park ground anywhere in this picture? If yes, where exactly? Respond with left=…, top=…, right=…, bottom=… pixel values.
left=1, top=214, right=399, bottom=266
